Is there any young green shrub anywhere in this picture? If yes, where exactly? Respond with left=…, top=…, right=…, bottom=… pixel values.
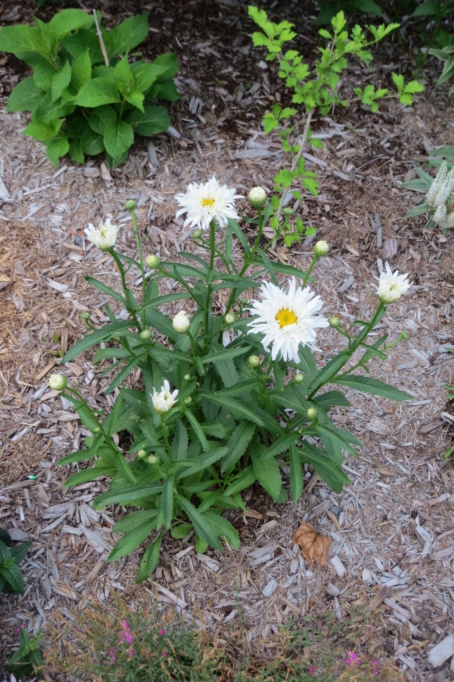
left=6, top=626, right=44, bottom=680
left=0, top=528, right=30, bottom=596
left=53, top=178, right=413, bottom=582
left=0, top=10, right=178, bottom=168
left=248, top=7, right=424, bottom=247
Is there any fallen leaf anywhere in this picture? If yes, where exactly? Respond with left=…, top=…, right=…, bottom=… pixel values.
left=293, top=522, right=331, bottom=569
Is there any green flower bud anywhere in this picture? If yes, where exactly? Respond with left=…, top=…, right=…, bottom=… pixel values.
left=400, top=331, right=409, bottom=341
left=248, top=186, right=267, bottom=209
left=307, top=407, right=318, bottom=421
left=93, top=426, right=101, bottom=433
left=140, top=329, right=152, bottom=340
left=184, top=374, right=191, bottom=381
left=125, top=200, right=137, bottom=211
left=146, top=254, right=160, bottom=269
left=313, top=240, right=329, bottom=257
left=329, top=316, right=341, bottom=329
left=241, top=297, right=249, bottom=305
left=294, top=373, right=304, bottom=384
left=225, top=312, right=236, bottom=325
left=248, top=355, right=260, bottom=368
left=48, top=374, right=67, bottom=391
left=282, top=207, right=294, bottom=216
left=80, top=312, right=91, bottom=322
left=184, top=396, right=192, bottom=405
left=147, top=455, right=158, bottom=465
left=192, top=229, right=203, bottom=240
left=137, top=449, right=147, bottom=459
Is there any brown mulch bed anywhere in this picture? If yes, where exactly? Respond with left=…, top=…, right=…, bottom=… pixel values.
left=1, top=0, right=454, bottom=680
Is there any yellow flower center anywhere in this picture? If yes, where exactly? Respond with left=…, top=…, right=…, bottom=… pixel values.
left=201, top=197, right=215, bottom=208
left=275, top=308, right=297, bottom=328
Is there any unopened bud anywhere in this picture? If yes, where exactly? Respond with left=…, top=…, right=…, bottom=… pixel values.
left=137, top=449, right=147, bottom=459
left=93, top=426, right=101, bottom=433
left=172, top=311, right=191, bottom=333
left=147, top=455, right=158, bottom=465
left=184, top=374, right=191, bottom=381
left=294, top=373, right=304, bottom=383
left=248, top=186, right=267, bottom=208
left=313, top=240, right=329, bottom=257
left=282, top=207, right=294, bottom=216
left=125, top=199, right=137, bottom=210
left=241, top=298, right=249, bottom=305
left=307, top=407, right=318, bottom=421
left=400, top=331, right=409, bottom=341
left=184, top=396, right=192, bottom=405
left=140, top=329, right=152, bottom=340
left=48, top=374, right=67, bottom=391
left=248, top=355, right=260, bottom=368
left=192, top=229, right=202, bottom=240
left=225, top=312, right=236, bottom=325
left=329, top=316, right=340, bottom=329
left=146, top=254, right=160, bottom=269
left=80, top=312, right=91, bottom=322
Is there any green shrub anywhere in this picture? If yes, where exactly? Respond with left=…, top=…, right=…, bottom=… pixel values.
left=0, top=10, right=178, bottom=168
left=0, top=528, right=30, bottom=595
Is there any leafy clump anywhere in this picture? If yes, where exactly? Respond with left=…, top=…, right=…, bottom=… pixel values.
left=0, top=10, right=178, bottom=167
left=0, top=528, right=30, bottom=595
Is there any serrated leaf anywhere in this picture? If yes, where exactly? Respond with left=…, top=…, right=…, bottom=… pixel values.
left=51, top=60, right=71, bottom=103
left=74, top=78, right=121, bottom=107
left=177, top=496, right=222, bottom=550
left=136, top=535, right=161, bottom=582
left=46, top=134, right=69, bottom=166
left=6, top=78, right=43, bottom=112
left=108, top=518, right=156, bottom=562
left=104, top=14, right=149, bottom=60
left=127, top=105, right=170, bottom=136
left=71, top=49, right=92, bottom=92
left=334, top=375, right=412, bottom=401
left=251, top=447, right=282, bottom=501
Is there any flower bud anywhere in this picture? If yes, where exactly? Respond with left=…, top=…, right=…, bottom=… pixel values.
left=140, top=329, right=152, bottom=340
left=137, top=449, right=147, bottom=459
left=307, top=407, right=318, bottom=421
left=147, top=455, right=158, bottom=465
left=125, top=200, right=137, bottom=211
left=192, top=229, right=202, bottom=240
left=80, top=312, right=91, bottom=322
left=329, top=316, right=340, bottom=329
left=248, top=186, right=267, bottom=208
left=184, top=374, right=191, bottom=381
left=313, top=240, right=329, bottom=257
left=241, top=298, right=249, bottom=305
left=248, top=355, right=260, bottom=368
left=400, top=330, right=409, bottom=341
left=48, top=374, right=67, bottom=391
left=282, top=207, right=294, bottom=216
left=93, top=426, right=101, bottom=433
left=184, top=396, right=192, bottom=405
left=224, top=312, right=236, bottom=326
left=172, top=311, right=191, bottom=333
left=294, top=373, right=304, bottom=384
left=146, top=254, right=160, bottom=269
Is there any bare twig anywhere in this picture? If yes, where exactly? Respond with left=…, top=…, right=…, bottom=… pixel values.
left=93, top=10, right=109, bottom=67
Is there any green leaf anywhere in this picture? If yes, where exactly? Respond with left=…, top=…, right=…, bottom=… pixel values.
left=114, top=54, right=134, bottom=95
left=46, top=134, right=69, bottom=167
left=173, top=422, right=188, bottom=461
left=225, top=465, right=257, bottom=495
left=108, top=518, right=156, bottom=562
left=103, top=119, right=134, bottom=158
left=136, top=535, right=162, bottom=582
left=51, top=60, right=71, bottom=103
left=93, top=482, right=163, bottom=509
left=0, top=562, right=24, bottom=594
left=171, top=524, right=192, bottom=539
left=200, top=394, right=264, bottom=426
left=150, top=52, right=179, bottom=80
left=0, top=25, right=44, bottom=56
left=251, top=447, right=282, bottom=501
left=176, top=496, right=222, bottom=550
left=202, top=346, right=251, bottom=365
left=127, top=105, right=170, bottom=136
left=131, top=61, right=167, bottom=92
left=88, top=105, right=117, bottom=135
left=289, top=445, right=303, bottom=502
left=23, top=120, right=62, bottom=141
left=74, top=78, right=121, bottom=107
left=80, top=128, right=104, bottom=155
left=411, top=0, right=439, bottom=16
left=62, top=320, right=132, bottom=362
left=184, top=409, right=210, bottom=452
left=48, top=8, right=94, bottom=40
left=71, top=49, right=92, bottom=92
left=6, top=78, right=43, bottom=112
left=161, top=475, right=174, bottom=529
left=334, top=375, right=412, bottom=401
left=10, top=542, right=31, bottom=565
left=125, top=90, right=145, bottom=111
left=262, top=430, right=297, bottom=460
left=392, top=73, right=404, bottom=94
left=104, top=14, right=149, bottom=60
left=221, top=422, right=256, bottom=472
left=300, top=443, right=350, bottom=494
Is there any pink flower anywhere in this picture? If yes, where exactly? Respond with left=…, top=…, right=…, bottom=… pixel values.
left=345, top=651, right=360, bottom=667
left=128, top=649, right=134, bottom=657
left=162, top=651, right=167, bottom=658
left=372, top=659, right=380, bottom=676
left=159, top=628, right=165, bottom=635
left=121, top=620, right=129, bottom=630
left=309, top=666, right=315, bottom=673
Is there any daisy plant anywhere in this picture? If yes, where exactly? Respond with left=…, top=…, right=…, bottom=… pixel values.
left=56, top=176, right=412, bottom=581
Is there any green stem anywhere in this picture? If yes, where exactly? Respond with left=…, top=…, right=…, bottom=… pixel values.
left=160, top=415, right=173, bottom=462
left=129, top=207, right=146, bottom=302
left=205, top=220, right=216, bottom=334
left=302, top=254, right=318, bottom=289
left=109, top=249, right=141, bottom=329
left=308, top=301, right=386, bottom=399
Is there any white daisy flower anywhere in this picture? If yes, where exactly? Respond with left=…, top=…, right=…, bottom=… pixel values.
left=175, top=175, right=242, bottom=230
left=151, top=380, right=178, bottom=414
left=247, top=278, right=329, bottom=362
left=85, top=218, right=120, bottom=251
left=376, top=263, right=412, bottom=304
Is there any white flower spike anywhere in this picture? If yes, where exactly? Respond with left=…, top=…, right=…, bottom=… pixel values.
left=248, top=278, right=328, bottom=363
left=151, top=380, right=178, bottom=414
left=376, top=263, right=411, bottom=304
left=85, top=218, right=119, bottom=251
left=175, top=175, right=242, bottom=230
left=172, top=311, right=191, bottom=333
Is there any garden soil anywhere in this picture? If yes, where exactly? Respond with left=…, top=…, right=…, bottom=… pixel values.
left=0, top=0, right=454, bottom=679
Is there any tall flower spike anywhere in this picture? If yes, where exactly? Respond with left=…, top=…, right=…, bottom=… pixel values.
left=247, top=278, right=328, bottom=362
left=376, top=263, right=411, bottom=304
left=85, top=218, right=120, bottom=251
left=175, top=175, right=242, bottom=230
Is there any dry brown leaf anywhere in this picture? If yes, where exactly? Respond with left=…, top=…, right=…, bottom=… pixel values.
left=293, top=522, right=331, bottom=569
